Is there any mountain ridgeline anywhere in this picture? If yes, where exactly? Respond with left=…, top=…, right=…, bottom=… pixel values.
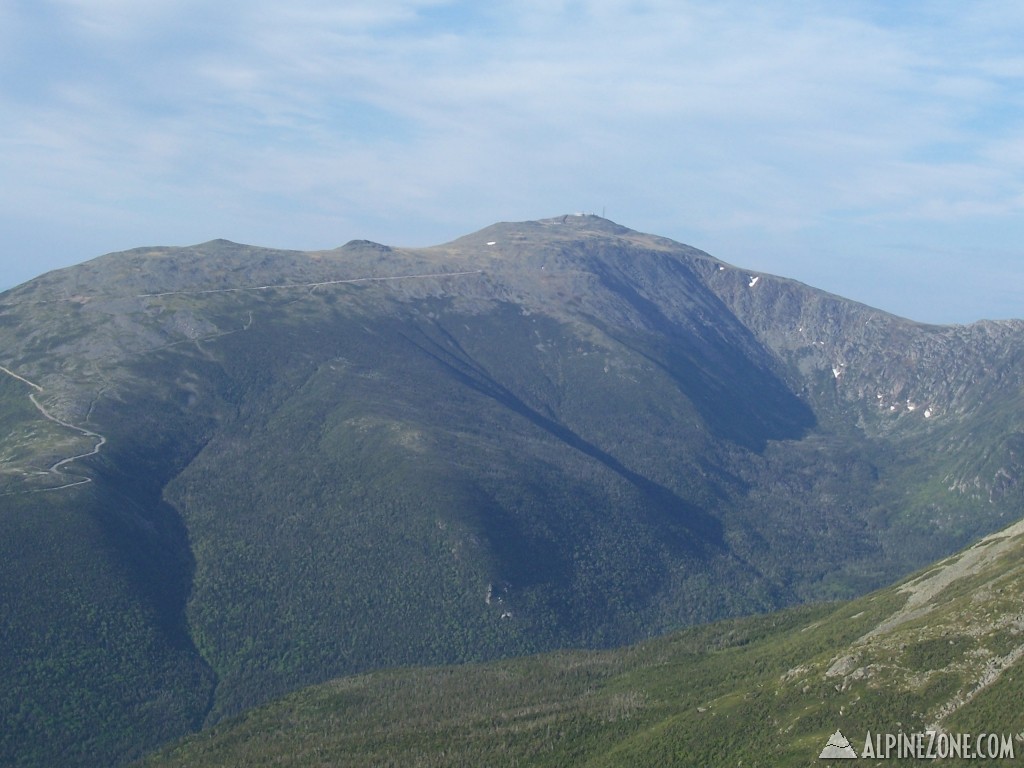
left=1, top=215, right=1022, bottom=766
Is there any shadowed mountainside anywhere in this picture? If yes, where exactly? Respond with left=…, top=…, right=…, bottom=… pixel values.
left=1, top=215, right=1022, bottom=766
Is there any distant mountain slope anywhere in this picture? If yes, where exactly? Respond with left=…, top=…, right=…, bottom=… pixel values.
left=1, top=215, right=1022, bottom=766
left=139, top=514, right=1024, bottom=767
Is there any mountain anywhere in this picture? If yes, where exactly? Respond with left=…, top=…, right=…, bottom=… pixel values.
left=136, top=513, right=1024, bottom=767
left=2, top=215, right=1023, bottom=766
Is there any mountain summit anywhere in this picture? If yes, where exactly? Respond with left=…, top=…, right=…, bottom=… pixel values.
left=2, top=216, right=1023, bottom=766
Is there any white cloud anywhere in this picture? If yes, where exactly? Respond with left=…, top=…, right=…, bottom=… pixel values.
left=2, top=1, right=1024, bottom=319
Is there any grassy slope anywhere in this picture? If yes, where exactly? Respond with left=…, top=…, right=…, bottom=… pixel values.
left=140, top=519, right=1024, bottom=767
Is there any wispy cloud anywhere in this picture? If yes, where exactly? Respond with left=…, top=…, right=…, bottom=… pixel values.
left=3, top=0, right=1024, bottom=320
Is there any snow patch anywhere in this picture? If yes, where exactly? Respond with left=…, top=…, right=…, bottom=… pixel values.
left=486, top=241, right=496, bottom=246
left=748, top=276, right=760, bottom=287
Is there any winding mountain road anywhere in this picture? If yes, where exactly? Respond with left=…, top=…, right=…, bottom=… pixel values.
left=135, top=269, right=484, bottom=298
left=1, top=267, right=484, bottom=495
left=1, top=365, right=107, bottom=493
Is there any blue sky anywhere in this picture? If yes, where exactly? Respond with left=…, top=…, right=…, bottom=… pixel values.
left=3, top=0, right=1024, bottom=323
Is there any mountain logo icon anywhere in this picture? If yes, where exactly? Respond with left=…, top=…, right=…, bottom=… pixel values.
left=819, top=729, right=858, bottom=759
